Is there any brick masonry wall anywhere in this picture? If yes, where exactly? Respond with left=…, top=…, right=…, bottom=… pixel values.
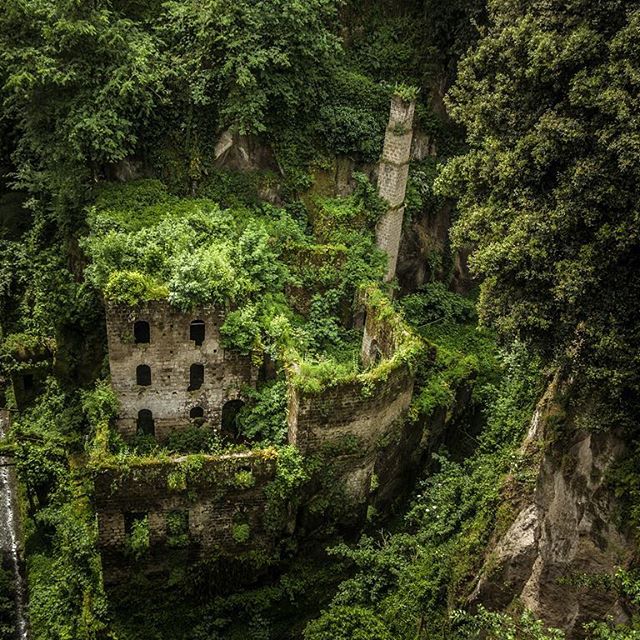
left=288, top=365, right=415, bottom=508
left=94, top=452, right=276, bottom=552
left=106, top=302, right=257, bottom=440
left=376, top=95, right=416, bottom=283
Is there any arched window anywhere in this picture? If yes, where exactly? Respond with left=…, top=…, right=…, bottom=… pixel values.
left=221, top=400, right=245, bottom=442
left=136, top=409, right=155, bottom=437
left=190, top=320, right=205, bottom=346
left=134, top=321, right=150, bottom=344
left=190, top=406, right=204, bottom=419
left=189, top=364, right=204, bottom=391
left=136, top=364, right=151, bottom=386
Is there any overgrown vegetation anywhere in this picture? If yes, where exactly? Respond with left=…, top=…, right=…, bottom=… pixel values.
left=1, top=0, right=639, bottom=638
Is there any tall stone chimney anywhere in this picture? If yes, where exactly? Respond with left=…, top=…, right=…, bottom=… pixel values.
left=375, top=94, right=415, bottom=283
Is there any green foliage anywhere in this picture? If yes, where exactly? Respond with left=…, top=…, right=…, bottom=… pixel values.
left=401, top=283, right=476, bottom=327
left=305, top=344, right=543, bottom=639
left=236, top=381, right=289, bottom=445
left=126, top=517, right=150, bottom=560
left=393, top=83, right=419, bottom=102
left=27, top=492, right=109, bottom=640
left=315, top=70, right=389, bottom=161
left=163, top=426, right=222, bottom=456
left=233, top=470, right=256, bottom=490
left=439, top=0, right=640, bottom=424
left=0, top=0, right=166, bottom=223
left=104, top=270, right=169, bottom=306
left=452, top=606, right=565, bottom=639
left=304, top=605, right=393, bottom=640
left=0, top=556, right=16, bottom=640
left=220, top=305, right=261, bottom=355
left=232, top=523, right=251, bottom=544
left=166, top=511, right=190, bottom=549
left=264, top=445, right=308, bottom=534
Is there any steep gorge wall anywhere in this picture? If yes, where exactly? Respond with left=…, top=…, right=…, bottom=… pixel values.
left=471, top=380, right=635, bottom=637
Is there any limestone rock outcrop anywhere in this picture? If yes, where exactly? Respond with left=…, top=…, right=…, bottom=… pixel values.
left=471, top=380, right=635, bottom=637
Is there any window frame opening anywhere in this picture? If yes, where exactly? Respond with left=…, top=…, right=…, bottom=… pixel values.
left=134, top=320, right=150, bottom=344
left=188, top=363, right=204, bottom=391
left=190, top=320, right=205, bottom=347
left=124, top=511, right=148, bottom=536
left=166, top=510, right=189, bottom=548
left=136, top=364, right=152, bottom=386
left=22, top=373, right=34, bottom=391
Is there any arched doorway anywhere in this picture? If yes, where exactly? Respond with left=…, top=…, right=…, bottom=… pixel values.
left=136, top=409, right=155, bottom=437
left=190, top=406, right=205, bottom=426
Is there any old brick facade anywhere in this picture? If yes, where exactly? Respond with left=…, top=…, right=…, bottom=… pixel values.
left=95, top=452, right=277, bottom=554
left=105, top=301, right=257, bottom=441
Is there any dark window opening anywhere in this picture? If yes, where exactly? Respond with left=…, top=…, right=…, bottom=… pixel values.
left=189, top=406, right=205, bottom=426
left=136, top=364, right=151, bottom=386
left=189, top=364, right=204, bottom=391
left=124, top=511, right=148, bottom=536
left=22, top=374, right=34, bottom=391
left=134, top=321, right=150, bottom=344
left=190, top=320, right=205, bottom=346
left=221, top=400, right=245, bottom=442
left=136, top=409, right=155, bottom=437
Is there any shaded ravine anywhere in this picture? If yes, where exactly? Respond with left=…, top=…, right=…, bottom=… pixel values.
left=0, top=409, right=28, bottom=640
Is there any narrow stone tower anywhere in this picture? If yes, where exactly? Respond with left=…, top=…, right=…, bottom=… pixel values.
left=375, top=94, right=416, bottom=283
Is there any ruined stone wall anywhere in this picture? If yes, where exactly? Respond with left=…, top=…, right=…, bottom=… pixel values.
left=94, top=451, right=276, bottom=552
left=288, top=365, right=414, bottom=511
left=106, top=302, right=257, bottom=440
left=376, top=95, right=415, bottom=283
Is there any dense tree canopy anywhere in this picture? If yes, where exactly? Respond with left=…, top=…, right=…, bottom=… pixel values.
left=439, top=0, right=640, bottom=422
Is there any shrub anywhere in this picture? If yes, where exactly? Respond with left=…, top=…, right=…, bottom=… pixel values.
left=127, top=517, right=150, bottom=560
left=232, top=523, right=251, bottom=544
left=233, top=470, right=256, bottom=490
left=104, top=270, right=169, bottom=305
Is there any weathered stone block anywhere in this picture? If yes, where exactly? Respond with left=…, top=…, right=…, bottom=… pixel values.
left=375, top=208, right=405, bottom=283
left=378, top=162, right=410, bottom=209
left=382, top=129, right=413, bottom=166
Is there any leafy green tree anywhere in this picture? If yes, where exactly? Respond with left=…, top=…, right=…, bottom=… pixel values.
left=0, top=0, right=165, bottom=223
left=155, top=0, right=341, bottom=135
left=439, top=0, right=640, bottom=423
left=304, top=605, right=393, bottom=640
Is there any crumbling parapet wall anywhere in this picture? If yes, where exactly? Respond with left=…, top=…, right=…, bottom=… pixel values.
left=287, top=287, right=424, bottom=515
left=288, top=366, right=415, bottom=513
left=105, top=301, right=257, bottom=440
left=376, top=95, right=415, bottom=283
left=94, top=451, right=277, bottom=553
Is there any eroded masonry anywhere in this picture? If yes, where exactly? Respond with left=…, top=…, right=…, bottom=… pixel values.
left=88, top=94, right=469, bottom=572
left=94, top=288, right=423, bottom=559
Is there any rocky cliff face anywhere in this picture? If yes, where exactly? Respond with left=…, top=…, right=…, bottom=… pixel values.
left=471, top=380, right=635, bottom=637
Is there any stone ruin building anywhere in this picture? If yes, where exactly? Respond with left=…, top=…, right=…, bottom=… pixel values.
left=92, top=93, right=469, bottom=573
left=105, top=302, right=257, bottom=443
